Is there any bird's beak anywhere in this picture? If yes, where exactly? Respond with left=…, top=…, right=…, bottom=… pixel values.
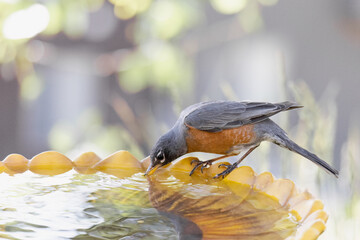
left=144, top=163, right=160, bottom=176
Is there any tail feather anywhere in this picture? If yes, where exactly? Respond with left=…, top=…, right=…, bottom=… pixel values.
left=273, top=133, right=339, bottom=178
left=279, top=101, right=304, bottom=111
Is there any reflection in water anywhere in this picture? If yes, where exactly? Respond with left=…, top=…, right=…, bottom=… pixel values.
left=144, top=156, right=327, bottom=240
left=0, top=152, right=327, bottom=239
left=147, top=163, right=297, bottom=239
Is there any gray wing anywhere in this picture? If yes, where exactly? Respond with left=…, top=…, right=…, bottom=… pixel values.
left=184, top=101, right=302, bottom=132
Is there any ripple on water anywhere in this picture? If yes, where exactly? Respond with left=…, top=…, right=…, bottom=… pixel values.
left=0, top=171, right=178, bottom=240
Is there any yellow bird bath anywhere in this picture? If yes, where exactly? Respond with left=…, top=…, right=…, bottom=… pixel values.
left=0, top=151, right=328, bottom=240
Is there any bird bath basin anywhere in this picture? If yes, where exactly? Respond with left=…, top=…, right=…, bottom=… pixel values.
left=0, top=151, right=327, bottom=239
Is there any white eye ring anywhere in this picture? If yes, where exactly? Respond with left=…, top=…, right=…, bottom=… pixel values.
left=156, top=151, right=163, bottom=158
left=156, top=151, right=165, bottom=163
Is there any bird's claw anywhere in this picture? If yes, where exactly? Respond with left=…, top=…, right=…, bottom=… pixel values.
left=218, top=163, right=229, bottom=168
left=214, top=163, right=237, bottom=179
left=189, top=159, right=213, bottom=176
left=191, top=159, right=200, bottom=165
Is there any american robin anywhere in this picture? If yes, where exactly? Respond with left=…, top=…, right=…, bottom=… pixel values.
left=145, top=101, right=339, bottom=178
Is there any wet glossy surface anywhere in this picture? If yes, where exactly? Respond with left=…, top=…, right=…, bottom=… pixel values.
left=0, top=172, right=177, bottom=240
left=0, top=151, right=328, bottom=240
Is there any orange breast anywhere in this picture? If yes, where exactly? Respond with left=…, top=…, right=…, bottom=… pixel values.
left=185, top=124, right=256, bottom=154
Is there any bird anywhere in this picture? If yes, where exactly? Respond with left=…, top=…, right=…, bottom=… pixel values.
left=145, top=101, right=339, bottom=178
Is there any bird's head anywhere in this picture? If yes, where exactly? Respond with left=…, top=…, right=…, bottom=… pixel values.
left=145, top=131, right=186, bottom=176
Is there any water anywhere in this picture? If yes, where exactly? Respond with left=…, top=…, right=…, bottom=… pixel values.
left=0, top=171, right=177, bottom=240
left=0, top=169, right=300, bottom=240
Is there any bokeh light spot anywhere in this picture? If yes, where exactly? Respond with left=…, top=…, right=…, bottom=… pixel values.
left=210, top=0, right=247, bottom=15
left=49, top=123, right=76, bottom=153
left=20, top=74, right=43, bottom=101
left=114, top=0, right=138, bottom=20
left=3, top=4, right=50, bottom=39
left=150, top=1, right=186, bottom=39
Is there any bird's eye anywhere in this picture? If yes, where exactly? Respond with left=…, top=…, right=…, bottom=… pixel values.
left=156, top=151, right=164, bottom=161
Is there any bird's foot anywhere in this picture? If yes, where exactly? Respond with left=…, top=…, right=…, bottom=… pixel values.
left=214, top=163, right=237, bottom=179
left=189, top=159, right=214, bottom=176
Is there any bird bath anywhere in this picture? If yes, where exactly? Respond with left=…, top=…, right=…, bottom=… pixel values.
left=0, top=151, right=327, bottom=239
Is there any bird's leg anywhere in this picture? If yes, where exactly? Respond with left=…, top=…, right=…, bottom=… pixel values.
left=214, top=146, right=259, bottom=179
left=189, top=155, right=231, bottom=176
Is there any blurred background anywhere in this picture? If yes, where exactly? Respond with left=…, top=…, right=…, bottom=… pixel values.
left=0, top=0, right=359, bottom=239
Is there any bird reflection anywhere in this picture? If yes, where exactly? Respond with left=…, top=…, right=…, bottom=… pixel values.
left=146, top=157, right=298, bottom=240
